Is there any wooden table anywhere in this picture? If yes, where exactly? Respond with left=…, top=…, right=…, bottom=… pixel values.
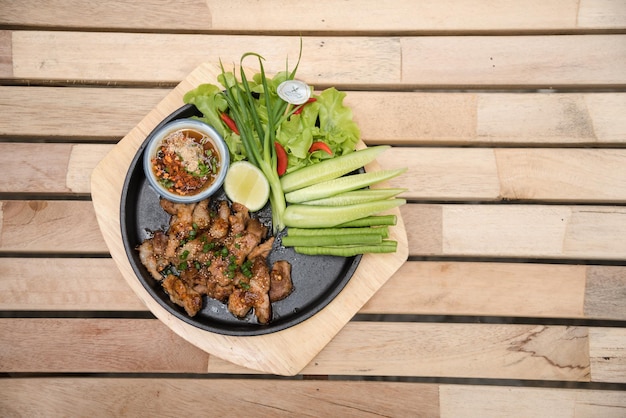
left=1, top=1, right=626, bottom=416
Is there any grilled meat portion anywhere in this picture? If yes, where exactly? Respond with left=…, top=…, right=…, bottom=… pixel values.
left=137, top=197, right=292, bottom=323
left=162, top=274, right=203, bottom=317
left=269, top=260, right=293, bottom=302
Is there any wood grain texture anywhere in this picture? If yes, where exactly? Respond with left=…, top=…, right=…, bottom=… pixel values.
left=11, top=32, right=400, bottom=86
left=0, top=0, right=213, bottom=31
left=585, top=266, right=626, bottom=320
left=3, top=259, right=626, bottom=321
left=0, top=30, right=11, bottom=78
left=0, top=378, right=439, bottom=418
left=578, top=0, right=626, bottom=29
left=0, top=318, right=210, bottom=373
left=0, top=143, right=73, bottom=193
left=2, top=88, right=625, bottom=145
left=6, top=144, right=626, bottom=203
left=9, top=32, right=626, bottom=87
left=210, top=323, right=594, bottom=380
left=362, top=262, right=587, bottom=318
left=2, top=0, right=624, bottom=31
left=403, top=204, right=626, bottom=260
left=0, top=200, right=107, bottom=253
left=589, top=327, right=626, bottom=383
left=4, top=318, right=620, bottom=382
left=0, top=86, right=168, bottom=138
left=2, top=378, right=625, bottom=418
left=0, top=258, right=146, bottom=311
left=401, top=35, right=626, bottom=87
left=440, top=385, right=626, bottom=418
left=381, top=148, right=626, bottom=202
left=4, top=200, right=625, bottom=261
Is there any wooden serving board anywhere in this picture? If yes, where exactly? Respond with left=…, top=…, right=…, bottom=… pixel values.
left=91, top=63, right=408, bottom=376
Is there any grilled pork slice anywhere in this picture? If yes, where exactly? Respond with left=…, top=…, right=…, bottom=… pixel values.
left=161, top=274, right=203, bottom=317
left=228, top=257, right=272, bottom=324
left=269, top=260, right=293, bottom=302
left=137, top=231, right=170, bottom=282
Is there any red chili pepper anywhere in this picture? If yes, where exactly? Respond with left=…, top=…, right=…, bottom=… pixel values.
left=293, top=97, right=317, bottom=115
left=274, top=141, right=288, bottom=176
left=308, top=141, right=333, bottom=156
left=220, top=112, right=240, bottom=135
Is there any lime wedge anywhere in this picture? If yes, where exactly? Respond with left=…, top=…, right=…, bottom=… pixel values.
left=223, top=161, right=270, bottom=212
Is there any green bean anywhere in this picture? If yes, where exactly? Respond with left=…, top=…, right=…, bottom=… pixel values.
left=293, top=240, right=398, bottom=257
left=335, top=215, right=397, bottom=228
left=282, top=233, right=382, bottom=247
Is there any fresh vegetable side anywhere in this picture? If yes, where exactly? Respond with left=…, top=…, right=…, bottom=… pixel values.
left=184, top=79, right=359, bottom=174
left=182, top=51, right=407, bottom=255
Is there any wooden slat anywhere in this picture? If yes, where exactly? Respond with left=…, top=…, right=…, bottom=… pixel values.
left=3, top=258, right=626, bottom=321
left=0, top=378, right=440, bottom=418
left=0, top=201, right=107, bottom=253
left=364, top=262, right=590, bottom=318
left=0, top=258, right=146, bottom=311
left=2, top=88, right=625, bottom=145
left=212, top=323, right=626, bottom=382
left=2, top=379, right=626, bottom=418
left=401, top=34, right=626, bottom=88
left=383, top=148, right=626, bottom=202
left=5, top=144, right=626, bottom=203
left=585, top=266, right=626, bottom=320
left=3, top=200, right=626, bottom=260
left=0, top=378, right=626, bottom=418
left=0, top=31, right=11, bottom=78
left=589, top=327, right=626, bottom=383
left=10, top=32, right=400, bottom=86
left=1, top=143, right=73, bottom=193
left=0, top=319, right=209, bottom=373
left=439, top=385, right=626, bottom=417
left=2, top=0, right=625, bottom=32
left=405, top=204, right=626, bottom=260
left=3, top=318, right=624, bottom=382
left=0, top=86, right=168, bottom=139
left=9, top=32, right=626, bottom=87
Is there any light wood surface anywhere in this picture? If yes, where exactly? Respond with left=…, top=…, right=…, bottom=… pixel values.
left=1, top=378, right=625, bottom=418
left=4, top=32, right=625, bottom=88
left=2, top=0, right=626, bottom=31
left=2, top=0, right=625, bottom=415
left=3, top=88, right=625, bottom=145
left=2, top=318, right=624, bottom=382
left=6, top=144, right=626, bottom=202
left=4, top=200, right=626, bottom=260
left=3, top=257, right=626, bottom=321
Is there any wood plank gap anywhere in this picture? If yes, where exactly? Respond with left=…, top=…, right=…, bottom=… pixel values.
left=406, top=255, right=626, bottom=267
left=351, top=314, right=626, bottom=328
left=2, top=373, right=624, bottom=391
left=0, top=311, right=154, bottom=319
left=0, top=193, right=92, bottom=201
left=1, top=24, right=626, bottom=36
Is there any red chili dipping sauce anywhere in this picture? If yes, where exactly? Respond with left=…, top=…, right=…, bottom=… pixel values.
left=151, top=128, right=221, bottom=196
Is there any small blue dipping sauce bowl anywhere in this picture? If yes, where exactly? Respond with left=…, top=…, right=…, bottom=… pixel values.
left=143, top=118, right=230, bottom=203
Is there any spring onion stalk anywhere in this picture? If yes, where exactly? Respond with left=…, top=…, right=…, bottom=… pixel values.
left=293, top=240, right=398, bottom=257
left=286, top=226, right=389, bottom=238
left=283, top=198, right=405, bottom=228
left=282, top=233, right=382, bottom=247
left=335, top=215, right=397, bottom=227
left=218, top=51, right=301, bottom=233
